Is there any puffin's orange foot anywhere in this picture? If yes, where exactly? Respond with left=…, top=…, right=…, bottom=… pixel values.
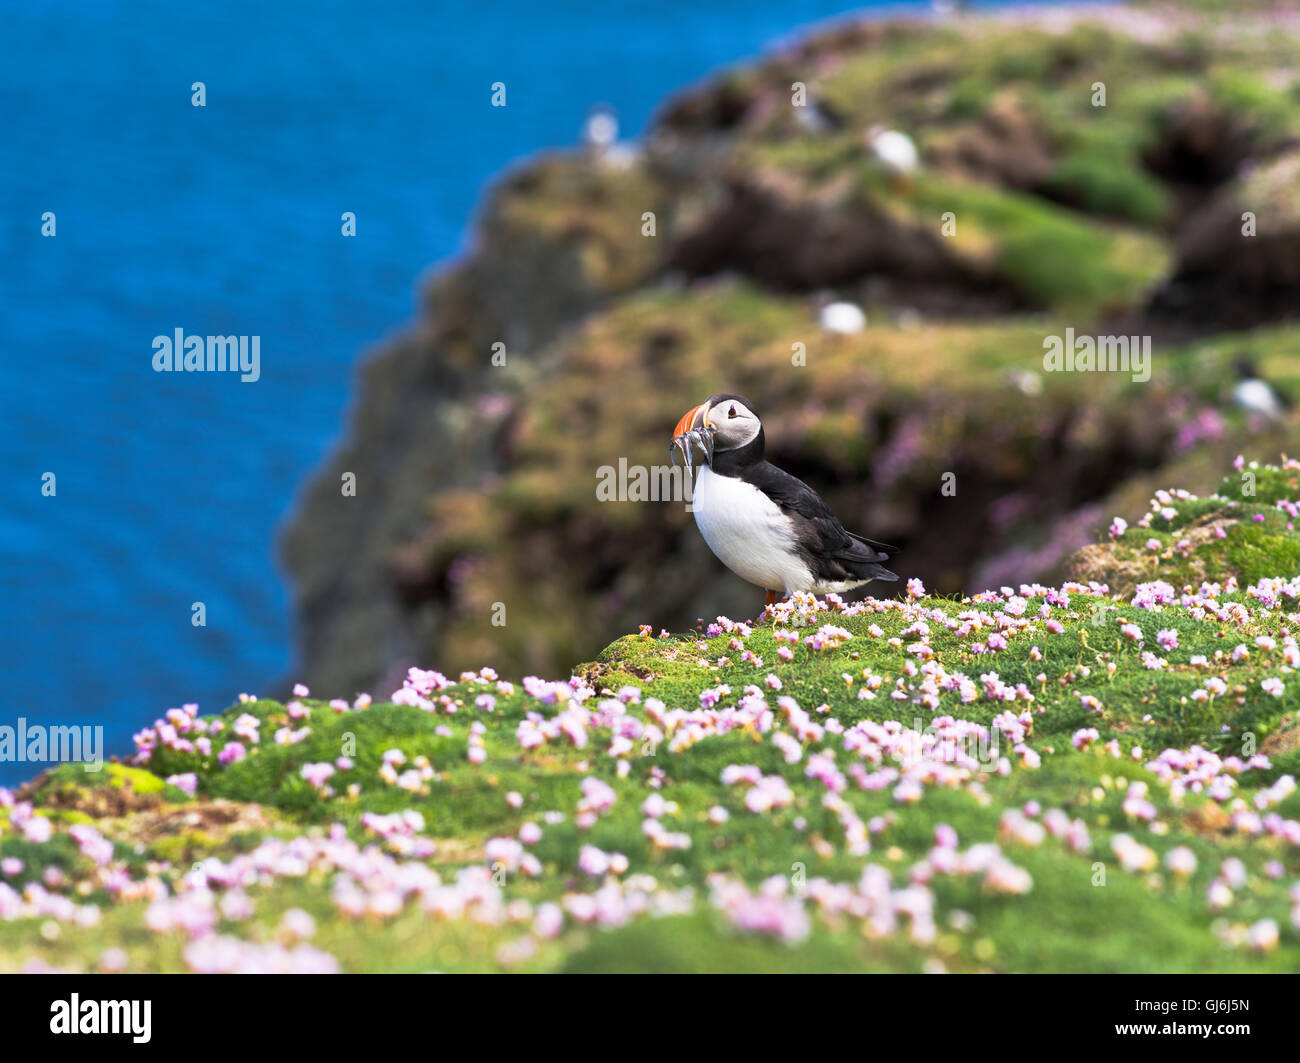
left=765, top=589, right=778, bottom=608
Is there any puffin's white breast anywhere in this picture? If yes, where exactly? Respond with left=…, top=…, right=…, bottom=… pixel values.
left=692, top=466, right=814, bottom=593
left=1234, top=379, right=1282, bottom=417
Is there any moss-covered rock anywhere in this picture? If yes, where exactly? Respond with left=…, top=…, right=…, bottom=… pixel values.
left=1152, top=148, right=1300, bottom=326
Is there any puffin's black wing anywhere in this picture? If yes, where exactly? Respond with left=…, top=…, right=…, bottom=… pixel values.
left=742, top=462, right=900, bottom=583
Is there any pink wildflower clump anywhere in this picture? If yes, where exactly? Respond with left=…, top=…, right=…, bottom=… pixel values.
left=803, top=625, right=852, bottom=651
left=184, top=935, right=339, bottom=974
left=300, top=762, right=336, bottom=789
left=1071, top=728, right=1100, bottom=751
left=576, top=777, right=617, bottom=824
left=166, top=773, right=198, bottom=797
left=361, top=811, right=437, bottom=857
left=218, top=741, right=246, bottom=765
left=709, top=877, right=811, bottom=943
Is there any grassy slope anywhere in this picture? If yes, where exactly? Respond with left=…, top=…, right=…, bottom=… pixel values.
left=4, top=459, right=1300, bottom=973
left=386, top=6, right=1300, bottom=680
left=10, top=4, right=1300, bottom=975
left=422, top=279, right=1300, bottom=671
left=275, top=4, right=1300, bottom=703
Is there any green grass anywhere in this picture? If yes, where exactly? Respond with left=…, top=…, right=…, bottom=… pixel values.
left=12, top=5, right=1300, bottom=974
left=5, top=460, right=1300, bottom=972
left=900, top=172, right=1169, bottom=314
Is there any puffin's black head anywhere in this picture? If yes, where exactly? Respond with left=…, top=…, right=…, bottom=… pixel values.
left=670, top=393, right=764, bottom=469
left=705, top=394, right=764, bottom=455
left=1233, top=356, right=1259, bottom=380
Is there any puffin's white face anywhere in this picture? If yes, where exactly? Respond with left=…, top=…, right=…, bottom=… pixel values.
left=706, top=397, right=761, bottom=451
left=670, top=394, right=761, bottom=469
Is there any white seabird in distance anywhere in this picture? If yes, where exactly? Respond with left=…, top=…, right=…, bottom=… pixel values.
left=866, top=124, right=920, bottom=189
left=819, top=300, right=867, bottom=334
left=582, top=105, right=638, bottom=169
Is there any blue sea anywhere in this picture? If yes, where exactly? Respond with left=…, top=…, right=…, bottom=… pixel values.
left=0, top=0, right=1043, bottom=783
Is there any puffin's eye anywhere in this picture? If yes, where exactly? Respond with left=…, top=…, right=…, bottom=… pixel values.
left=728, top=405, right=738, bottom=418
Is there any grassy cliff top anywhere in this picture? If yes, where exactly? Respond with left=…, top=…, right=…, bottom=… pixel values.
left=5, top=456, right=1300, bottom=972
left=281, top=0, right=1300, bottom=704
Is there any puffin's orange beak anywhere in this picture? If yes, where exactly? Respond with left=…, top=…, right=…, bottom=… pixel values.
left=669, top=400, right=716, bottom=471
left=673, top=401, right=710, bottom=439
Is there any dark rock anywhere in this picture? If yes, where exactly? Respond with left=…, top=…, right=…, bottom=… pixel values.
left=1149, top=149, right=1300, bottom=327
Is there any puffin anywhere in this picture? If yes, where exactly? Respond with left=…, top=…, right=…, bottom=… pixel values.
left=1232, top=357, right=1290, bottom=421
left=670, top=394, right=900, bottom=607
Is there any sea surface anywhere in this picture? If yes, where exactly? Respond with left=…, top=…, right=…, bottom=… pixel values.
left=0, top=0, right=1049, bottom=783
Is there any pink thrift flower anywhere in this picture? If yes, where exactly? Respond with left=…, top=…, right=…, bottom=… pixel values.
left=166, top=773, right=198, bottom=797
left=280, top=908, right=316, bottom=940
left=578, top=845, right=610, bottom=876
left=22, top=817, right=52, bottom=844
left=1247, top=919, right=1278, bottom=951
left=1164, top=846, right=1197, bottom=876
left=219, top=741, right=246, bottom=764
left=534, top=903, right=564, bottom=939
left=300, top=762, right=335, bottom=788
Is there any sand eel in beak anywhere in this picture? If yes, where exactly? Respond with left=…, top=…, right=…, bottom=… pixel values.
left=669, top=401, right=717, bottom=473
left=670, top=394, right=900, bottom=608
